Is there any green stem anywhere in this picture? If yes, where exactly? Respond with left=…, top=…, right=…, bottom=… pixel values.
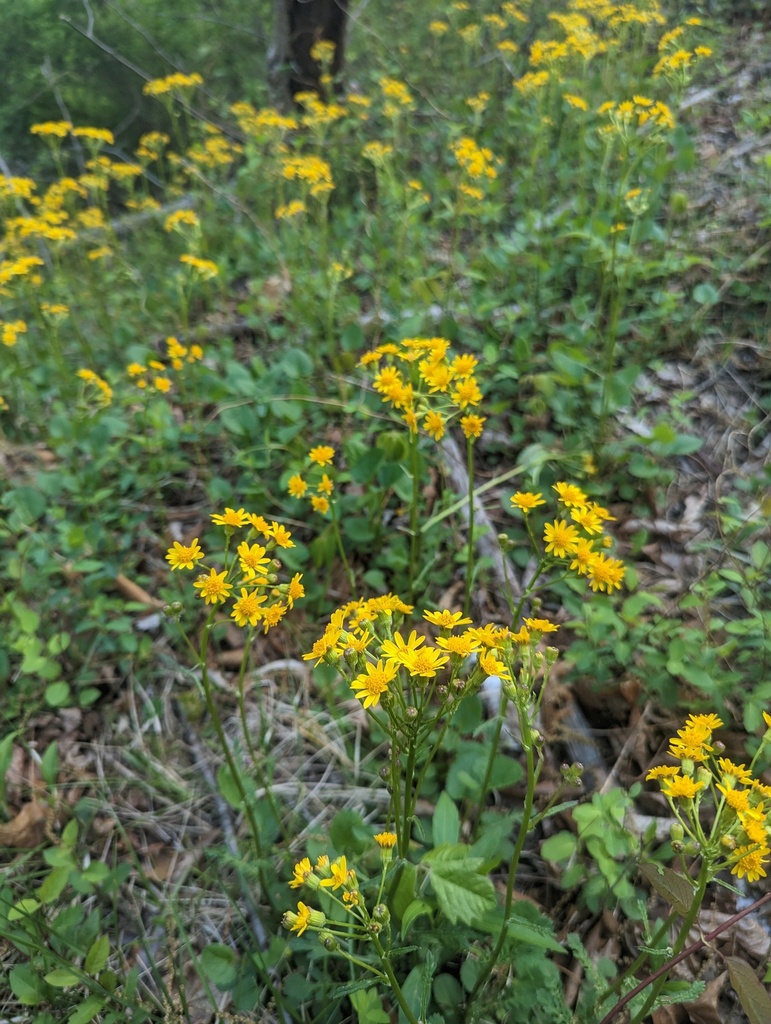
left=373, top=939, right=422, bottom=1024
left=236, top=635, right=289, bottom=845
left=467, top=706, right=537, bottom=1007
left=463, top=437, right=475, bottom=617
left=470, top=689, right=507, bottom=841
left=408, top=433, right=421, bottom=602
left=398, top=739, right=418, bottom=859
left=330, top=498, right=356, bottom=593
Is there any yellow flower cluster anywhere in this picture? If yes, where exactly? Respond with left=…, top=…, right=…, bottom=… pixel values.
left=287, top=446, right=337, bottom=517
left=0, top=177, right=36, bottom=201
left=185, top=126, right=243, bottom=170
left=361, top=141, right=393, bottom=167
left=275, top=200, right=306, bottom=221
left=127, top=337, right=203, bottom=393
left=164, top=209, right=199, bottom=233
left=294, top=92, right=348, bottom=130
left=597, top=95, right=675, bottom=142
left=179, top=253, right=219, bottom=278
left=76, top=368, right=113, bottom=407
left=283, top=836, right=396, bottom=941
left=143, top=72, right=203, bottom=96
left=2, top=319, right=27, bottom=347
left=281, top=155, right=334, bottom=197
left=451, top=136, right=499, bottom=182
left=166, top=511, right=304, bottom=632
left=379, top=76, right=414, bottom=117
left=360, top=337, right=485, bottom=440
left=73, top=126, right=114, bottom=145
left=652, top=22, right=712, bottom=80
left=647, top=714, right=771, bottom=883
left=304, top=596, right=556, bottom=708
left=0, top=255, right=44, bottom=285
left=510, top=482, right=625, bottom=594
left=135, top=131, right=170, bottom=161
left=513, top=69, right=550, bottom=95
left=230, top=103, right=298, bottom=138
left=30, top=121, right=73, bottom=138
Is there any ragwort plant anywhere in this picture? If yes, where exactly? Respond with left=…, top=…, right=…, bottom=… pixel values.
left=2, top=3, right=760, bottom=1022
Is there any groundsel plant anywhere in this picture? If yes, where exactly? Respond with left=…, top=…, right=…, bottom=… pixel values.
left=165, top=509, right=304, bottom=861
left=279, top=481, right=628, bottom=1021
left=291, top=594, right=565, bottom=1023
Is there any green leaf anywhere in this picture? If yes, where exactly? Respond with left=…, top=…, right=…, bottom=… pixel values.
left=9, top=898, right=41, bottom=921
left=85, top=934, right=110, bottom=975
left=392, top=862, right=417, bottom=920
left=540, top=831, right=578, bottom=863
left=9, top=963, right=46, bottom=1005
left=7, top=486, right=47, bottom=524
left=727, top=957, right=771, bottom=1024
left=37, top=866, right=70, bottom=904
left=429, top=861, right=496, bottom=925
left=639, top=863, right=693, bottom=916
left=432, top=791, right=460, bottom=847
left=68, top=996, right=106, bottom=1024
left=40, top=741, right=59, bottom=787
left=401, top=899, right=433, bottom=936
left=44, top=968, right=80, bottom=988
left=433, top=973, right=463, bottom=1010
left=45, top=682, right=71, bottom=708
left=349, top=986, right=391, bottom=1024
left=693, top=282, right=719, bottom=305
left=329, top=809, right=371, bottom=855
left=505, top=913, right=565, bottom=953
left=217, top=764, right=243, bottom=809
left=200, top=943, right=238, bottom=988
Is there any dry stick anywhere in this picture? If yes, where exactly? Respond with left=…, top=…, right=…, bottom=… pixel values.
left=599, top=891, right=771, bottom=1024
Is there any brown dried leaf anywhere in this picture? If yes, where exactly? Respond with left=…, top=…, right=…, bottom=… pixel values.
left=726, top=957, right=771, bottom=1024
left=0, top=799, right=48, bottom=848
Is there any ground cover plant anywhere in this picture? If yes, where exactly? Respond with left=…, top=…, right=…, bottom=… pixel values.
left=1, top=1, right=770, bottom=1022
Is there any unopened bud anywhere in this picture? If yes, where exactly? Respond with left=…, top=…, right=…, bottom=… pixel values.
left=367, top=921, right=382, bottom=935
left=372, top=904, right=390, bottom=924
left=670, top=822, right=684, bottom=842
left=164, top=601, right=184, bottom=620
left=319, top=930, right=339, bottom=952
left=560, top=762, right=583, bottom=786
left=545, top=646, right=559, bottom=666
left=405, top=706, right=418, bottom=720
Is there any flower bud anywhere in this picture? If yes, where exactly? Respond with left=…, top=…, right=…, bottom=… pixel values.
left=367, top=921, right=382, bottom=935
left=372, top=903, right=391, bottom=924
left=670, top=822, right=684, bottom=842
left=319, top=930, right=339, bottom=952
left=405, top=706, right=418, bottom=720
left=560, top=762, right=583, bottom=786
left=163, top=601, right=184, bottom=620
left=545, top=646, right=559, bottom=666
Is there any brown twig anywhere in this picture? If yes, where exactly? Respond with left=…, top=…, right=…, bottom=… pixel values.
left=599, top=890, right=771, bottom=1024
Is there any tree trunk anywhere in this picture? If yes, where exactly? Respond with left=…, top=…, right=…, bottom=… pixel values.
left=268, top=0, right=349, bottom=107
